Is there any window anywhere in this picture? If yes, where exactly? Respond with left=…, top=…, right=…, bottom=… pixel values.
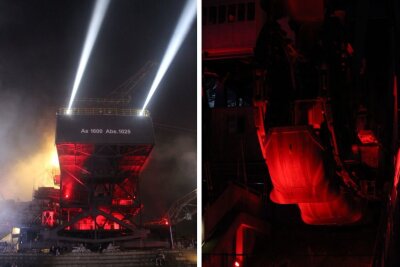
left=209, top=6, right=217, bottom=24
left=238, top=3, right=245, bottom=21
left=228, top=4, right=237, bottom=23
left=247, top=2, right=255, bottom=21
left=218, top=5, right=227, bottom=24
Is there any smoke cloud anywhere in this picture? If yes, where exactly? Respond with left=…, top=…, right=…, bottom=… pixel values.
left=140, top=130, right=196, bottom=220
left=0, top=89, right=58, bottom=201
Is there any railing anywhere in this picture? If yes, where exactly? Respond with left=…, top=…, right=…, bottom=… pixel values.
left=58, top=107, right=150, bottom=117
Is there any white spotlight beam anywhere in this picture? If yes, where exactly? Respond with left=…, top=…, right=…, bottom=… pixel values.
left=140, top=0, right=196, bottom=115
left=67, top=0, right=111, bottom=114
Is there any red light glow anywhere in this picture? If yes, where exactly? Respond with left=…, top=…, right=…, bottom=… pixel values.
left=298, top=194, right=362, bottom=225
left=42, top=210, right=55, bottom=227
left=357, top=130, right=378, bottom=144
left=234, top=261, right=240, bottom=267
left=261, top=127, right=362, bottom=224
left=55, top=132, right=153, bottom=232
left=265, top=127, right=338, bottom=204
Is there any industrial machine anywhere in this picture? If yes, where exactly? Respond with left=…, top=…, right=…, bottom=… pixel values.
left=10, top=62, right=177, bottom=251
left=202, top=0, right=400, bottom=266
left=49, top=108, right=154, bottom=243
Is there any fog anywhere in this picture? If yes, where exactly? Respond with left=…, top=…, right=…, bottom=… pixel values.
left=0, top=90, right=59, bottom=201
left=140, top=129, right=196, bottom=221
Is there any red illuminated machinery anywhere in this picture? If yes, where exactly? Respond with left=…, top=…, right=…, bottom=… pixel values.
left=34, top=187, right=60, bottom=228
left=50, top=108, right=154, bottom=243
left=255, top=99, right=363, bottom=225
left=265, top=126, right=338, bottom=204
left=285, top=0, right=324, bottom=22
left=298, top=192, right=362, bottom=225
left=202, top=0, right=266, bottom=59
left=202, top=0, right=323, bottom=60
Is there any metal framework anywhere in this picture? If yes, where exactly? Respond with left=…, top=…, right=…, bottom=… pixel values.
left=167, top=189, right=197, bottom=225
left=50, top=112, right=154, bottom=243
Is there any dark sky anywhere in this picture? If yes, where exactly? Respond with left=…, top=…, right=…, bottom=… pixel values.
left=0, top=0, right=197, bottom=220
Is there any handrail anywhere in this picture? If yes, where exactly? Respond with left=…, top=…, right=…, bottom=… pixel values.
left=58, top=107, right=150, bottom=117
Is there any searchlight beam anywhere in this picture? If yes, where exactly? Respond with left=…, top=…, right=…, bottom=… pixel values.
left=67, top=0, right=111, bottom=114
left=140, top=0, right=196, bottom=115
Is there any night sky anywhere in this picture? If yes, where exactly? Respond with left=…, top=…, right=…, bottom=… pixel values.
left=0, top=0, right=196, bottom=221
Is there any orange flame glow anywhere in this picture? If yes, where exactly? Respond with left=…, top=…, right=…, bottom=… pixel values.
left=2, top=131, right=60, bottom=200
